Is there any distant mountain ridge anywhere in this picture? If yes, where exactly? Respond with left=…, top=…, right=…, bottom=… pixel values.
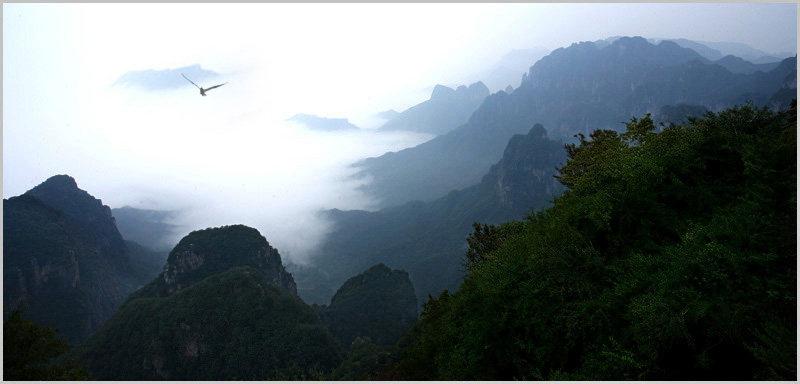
left=112, top=206, right=180, bottom=251
left=288, top=113, right=360, bottom=131
left=355, top=36, right=797, bottom=209
left=378, top=82, right=490, bottom=135
left=113, top=64, right=220, bottom=91
left=459, top=47, right=551, bottom=92
left=600, top=36, right=795, bottom=63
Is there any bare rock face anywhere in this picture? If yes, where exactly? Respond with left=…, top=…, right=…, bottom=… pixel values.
left=136, top=224, right=297, bottom=299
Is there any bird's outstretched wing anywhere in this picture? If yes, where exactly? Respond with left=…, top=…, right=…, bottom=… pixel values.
left=204, top=82, right=228, bottom=92
left=182, top=74, right=201, bottom=89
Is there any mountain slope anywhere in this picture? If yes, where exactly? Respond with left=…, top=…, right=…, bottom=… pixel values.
left=3, top=175, right=149, bottom=345
left=356, top=37, right=796, bottom=209
left=306, top=123, right=567, bottom=306
left=77, top=266, right=343, bottom=380
left=393, top=103, right=797, bottom=380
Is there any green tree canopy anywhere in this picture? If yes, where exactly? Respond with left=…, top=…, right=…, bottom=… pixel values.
left=395, top=102, right=797, bottom=380
left=4, top=305, right=90, bottom=380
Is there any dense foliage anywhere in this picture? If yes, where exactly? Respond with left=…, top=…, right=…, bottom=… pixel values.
left=77, top=266, right=343, bottom=380
left=4, top=306, right=90, bottom=380
left=394, top=103, right=796, bottom=380
left=317, top=264, right=417, bottom=348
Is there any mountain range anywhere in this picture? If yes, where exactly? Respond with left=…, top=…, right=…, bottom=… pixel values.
left=5, top=34, right=796, bottom=381
left=355, top=36, right=796, bottom=209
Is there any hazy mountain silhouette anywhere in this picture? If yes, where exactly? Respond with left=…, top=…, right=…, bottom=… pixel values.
left=288, top=113, right=360, bottom=131
left=378, top=82, right=489, bottom=136
left=112, top=206, right=180, bottom=252
left=464, top=47, right=551, bottom=92
left=304, top=123, right=567, bottom=306
left=113, top=64, right=220, bottom=91
left=355, top=37, right=796, bottom=209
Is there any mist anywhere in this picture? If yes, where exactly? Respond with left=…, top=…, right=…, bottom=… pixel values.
left=4, top=3, right=796, bottom=263
left=6, top=71, right=433, bottom=263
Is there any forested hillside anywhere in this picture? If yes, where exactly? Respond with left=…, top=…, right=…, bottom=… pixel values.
left=76, top=225, right=341, bottom=380
left=391, top=103, right=796, bottom=380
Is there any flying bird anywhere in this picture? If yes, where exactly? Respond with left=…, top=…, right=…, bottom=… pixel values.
left=182, top=74, right=227, bottom=96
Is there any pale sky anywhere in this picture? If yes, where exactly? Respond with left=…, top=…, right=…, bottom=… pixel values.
left=3, top=3, right=797, bottom=261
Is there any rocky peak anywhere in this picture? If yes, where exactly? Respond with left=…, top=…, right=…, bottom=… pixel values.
left=25, top=174, right=129, bottom=270
left=431, top=84, right=456, bottom=100
left=156, top=225, right=297, bottom=297
left=483, top=124, right=567, bottom=208
left=465, top=81, right=490, bottom=98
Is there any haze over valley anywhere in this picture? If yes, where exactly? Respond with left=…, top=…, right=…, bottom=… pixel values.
left=3, top=3, right=797, bottom=381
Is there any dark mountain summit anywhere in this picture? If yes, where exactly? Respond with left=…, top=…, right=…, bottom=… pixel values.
left=129, top=225, right=297, bottom=300
left=318, top=264, right=418, bottom=348
left=378, top=81, right=489, bottom=135
left=4, top=175, right=148, bottom=345
left=356, top=37, right=797, bottom=209
left=25, top=175, right=130, bottom=270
